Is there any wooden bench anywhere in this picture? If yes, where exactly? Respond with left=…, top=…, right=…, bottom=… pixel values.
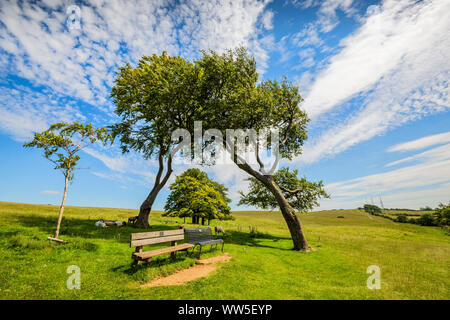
left=130, top=228, right=194, bottom=265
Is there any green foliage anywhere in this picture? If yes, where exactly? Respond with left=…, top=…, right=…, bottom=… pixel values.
left=110, top=52, right=202, bottom=158
left=197, top=47, right=309, bottom=161
left=417, top=213, right=436, bottom=226
left=23, top=122, right=110, bottom=179
left=164, top=169, right=231, bottom=221
left=434, top=202, right=450, bottom=226
left=395, top=215, right=408, bottom=223
left=238, top=167, right=329, bottom=212
left=363, top=204, right=382, bottom=215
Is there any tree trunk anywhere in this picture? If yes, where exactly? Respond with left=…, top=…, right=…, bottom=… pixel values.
left=134, top=151, right=173, bottom=229
left=235, top=161, right=311, bottom=251
left=265, top=178, right=311, bottom=251
left=54, top=169, right=69, bottom=239
left=201, top=217, right=205, bottom=225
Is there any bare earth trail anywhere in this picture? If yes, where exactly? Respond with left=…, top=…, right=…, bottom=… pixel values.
left=141, top=253, right=232, bottom=287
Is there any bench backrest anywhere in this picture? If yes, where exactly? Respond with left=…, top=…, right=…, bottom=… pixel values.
left=130, top=229, right=184, bottom=248
left=184, top=227, right=213, bottom=244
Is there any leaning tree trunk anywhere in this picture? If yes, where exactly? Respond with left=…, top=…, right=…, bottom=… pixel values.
left=135, top=187, right=160, bottom=228
left=54, top=169, right=70, bottom=239
left=135, top=151, right=173, bottom=228
left=265, top=178, right=311, bottom=251
left=236, top=161, right=311, bottom=251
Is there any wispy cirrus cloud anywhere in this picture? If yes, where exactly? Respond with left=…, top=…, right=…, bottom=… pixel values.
left=387, top=131, right=450, bottom=153
left=322, top=132, right=450, bottom=209
left=300, top=0, right=450, bottom=164
left=0, top=0, right=274, bottom=140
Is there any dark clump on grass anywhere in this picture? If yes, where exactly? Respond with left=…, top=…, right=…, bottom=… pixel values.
left=8, top=234, right=55, bottom=250
left=8, top=234, right=98, bottom=252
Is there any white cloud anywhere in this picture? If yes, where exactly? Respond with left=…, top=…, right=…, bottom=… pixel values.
left=386, top=143, right=450, bottom=168
left=388, top=131, right=450, bottom=153
left=322, top=141, right=450, bottom=209
left=0, top=85, right=85, bottom=141
left=300, top=0, right=450, bottom=164
left=0, top=0, right=272, bottom=111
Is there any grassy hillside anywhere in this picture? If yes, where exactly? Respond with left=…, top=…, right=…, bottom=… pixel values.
left=0, top=201, right=448, bottom=299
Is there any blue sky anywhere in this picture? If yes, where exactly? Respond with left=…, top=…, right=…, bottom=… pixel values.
left=0, top=0, right=449, bottom=211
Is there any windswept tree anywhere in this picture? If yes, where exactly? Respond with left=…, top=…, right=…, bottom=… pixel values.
left=24, top=122, right=110, bottom=242
left=110, top=52, right=203, bottom=228
left=164, top=169, right=231, bottom=225
left=196, top=47, right=329, bottom=251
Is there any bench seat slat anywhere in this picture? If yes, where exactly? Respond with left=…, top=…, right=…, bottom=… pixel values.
left=132, top=243, right=194, bottom=260
left=130, top=234, right=185, bottom=247
left=196, top=239, right=223, bottom=246
left=131, top=229, right=184, bottom=241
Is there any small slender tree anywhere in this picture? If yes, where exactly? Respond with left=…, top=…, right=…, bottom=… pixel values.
left=24, top=122, right=110, bottom=242
left=164, top=169, right=231, bottom=225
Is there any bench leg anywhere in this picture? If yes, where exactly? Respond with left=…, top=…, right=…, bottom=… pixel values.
left=146, top=257, right=152, bottom=263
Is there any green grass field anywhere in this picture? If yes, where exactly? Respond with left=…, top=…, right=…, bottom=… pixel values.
left=0, top=201, right=448, bottom=300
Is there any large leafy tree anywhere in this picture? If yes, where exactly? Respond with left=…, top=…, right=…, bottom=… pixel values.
left=196, top=47, right=328, bottom=251
left=110, top=52, right=203, bottom=228
left=24, top=122, right=110, bottom=242
left=164, top=169, right=231, bottom=225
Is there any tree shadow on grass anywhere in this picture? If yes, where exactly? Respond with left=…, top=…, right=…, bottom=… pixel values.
left=12, top=214, right=182, bottom=243
left=110, top=251, right=195, bottom=276
left=221, top=230, right=294, bottom=251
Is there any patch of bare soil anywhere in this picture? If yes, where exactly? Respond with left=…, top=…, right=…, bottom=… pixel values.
left=141, top=253, right=231, bottom=288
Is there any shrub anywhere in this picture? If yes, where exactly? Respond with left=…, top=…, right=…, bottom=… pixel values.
left=363, top=204, right=382, bottom=215
left=395, top=215, right=408, bottom=223
left=408, top=218, right=417, bottom=224
left=434, top=202, right=450, bottom=226
left=417, top=213, right=436, bottom=226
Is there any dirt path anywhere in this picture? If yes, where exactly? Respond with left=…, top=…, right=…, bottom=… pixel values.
left=141, top=253, right=231, bottom=288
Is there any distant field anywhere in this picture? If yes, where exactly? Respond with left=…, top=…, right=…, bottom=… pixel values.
left=380, top=209, right=427, bottom=221
left=0, top=201, right=448, bottom=299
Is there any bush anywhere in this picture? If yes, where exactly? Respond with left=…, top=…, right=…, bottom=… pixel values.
left=363, top=204, right=382, bottom=215
left=434, top=202, right=450, bottom=226
left=395, top=215, right=408, bottom=223
left=417, top=213, right=436, bottom=226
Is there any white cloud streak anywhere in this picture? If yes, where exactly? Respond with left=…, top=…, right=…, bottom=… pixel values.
left=322, top=141, right=450, bottom=209
left=300, top=0, right=450, bottom=164
left=387, top=131, right=450, bottom=153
